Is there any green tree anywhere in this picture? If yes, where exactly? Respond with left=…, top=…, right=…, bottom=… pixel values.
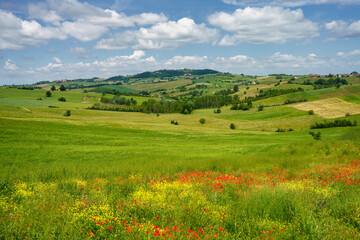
left=199, top=118, right=206, bottom=124
left=230, top=123, right=236, bottom=130
left=59, top=85, right=66, bottom=91
left=58, top=97, right=66, bottom=102
left=46, top=91, right=52, bottom=97
left=51, top=85, right=56, bottom=91
left=63, top=110, right=71, bottom=117
left=308, top=110, right=314, bottom=115
left=233, top=85, right=239, bottom=92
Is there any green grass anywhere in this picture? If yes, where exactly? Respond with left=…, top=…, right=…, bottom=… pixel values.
left=1, top=85, right=360, bottom=239
left=94, top=85, right=139, bottom=93
left=339, top=94, right=360, bottom=104
left=215, top=106, right=308, bottom=121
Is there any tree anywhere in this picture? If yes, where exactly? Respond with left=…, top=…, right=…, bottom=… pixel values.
left=46, top=91, right=52, bottom=97
left=258, top=105, right=264, bottom=111
left=309, top=131, right=321, bottom=140
left=51, top=85, right=56, bottom=91
left=233, top=85, right=239, bottom=92
left=199, top=118, right=206, bottom=124
left=308, top=110, right=314, bottom=115
left=58, top=97, right=66, bottom=102
left=230, top=123, right=236, bottom=130
left=60, top=85, right=66, bottom=91
left=63, top=110, right=71, bottom=117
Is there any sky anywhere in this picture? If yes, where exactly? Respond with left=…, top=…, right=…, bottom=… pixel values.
left=0, top=0, right=360, bottom=85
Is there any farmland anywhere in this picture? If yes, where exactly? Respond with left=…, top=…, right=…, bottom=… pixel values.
left=1, top=71, right=360, bottom=239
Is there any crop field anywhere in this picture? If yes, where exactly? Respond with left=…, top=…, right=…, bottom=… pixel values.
left=1, top=78, right=360, bottom=240
left=292, top=98, right=360, bottom=118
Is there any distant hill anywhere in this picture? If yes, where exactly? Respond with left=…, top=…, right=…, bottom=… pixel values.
left=129, top=69, right=219, bottom=79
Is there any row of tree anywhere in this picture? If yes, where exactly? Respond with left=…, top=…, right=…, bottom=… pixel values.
left=310, top=119, right=357, bottom=129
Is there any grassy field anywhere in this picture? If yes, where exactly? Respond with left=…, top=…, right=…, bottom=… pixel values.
left=1, top=86, right=360, bottom=239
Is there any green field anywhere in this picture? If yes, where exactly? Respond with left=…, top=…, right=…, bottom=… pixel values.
left=1, top=79, right=360, bottom=239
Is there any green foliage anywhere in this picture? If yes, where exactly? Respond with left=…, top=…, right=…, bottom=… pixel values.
left=199, top=118, right=206, bottom=124
left=308, top=110, right=314, bottom=115
left=214, top=108, right=221, bottom=114
left=63, top=110, right=71, bottom=117
left=46, top=91, right=52, bottom=97
left=276, top=128, right=286, bottom=132
left=230, top=123, right=235, bottom=129
left=58, top=97, right=66, bottom=102
left=59, top=85, right=66, bottom=91
left=309, top=131, right=321, bottom=140
left=258, top=105, right=264, bottom=111
left=310, top=119, right=357, bottom=129
left=233, top=84, right=239, bottom=92
left=51, top=85, right=56, bottom=91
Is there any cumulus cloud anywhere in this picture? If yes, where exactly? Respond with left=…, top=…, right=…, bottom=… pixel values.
left=325, top=20, right=360, bottom=38
left=3, top=59, right=19, bottom=71
left=52, top=57, right=62, bottom=63
left=0, top=10, right=66, bottom=50
left=222, top=0, right=360, bottom=7
left=337, top=50, right=360, bottom=57
left=96, top=18, right=219, bottom=50
left=208, top=7, right=319, bottom=45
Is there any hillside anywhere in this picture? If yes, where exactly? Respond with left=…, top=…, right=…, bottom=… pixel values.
left=1, top=71, right=360, bottom=239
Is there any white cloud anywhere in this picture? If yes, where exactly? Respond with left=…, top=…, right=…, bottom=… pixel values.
left=208, top=7, right=319, bottom=45
left=52, top=57, right=62, bottom=63
left=24, top=0, right=169, bottom=43
left=0, top=10, right=66, bottom=50
left=28, top=2, right=62, bottom=25
left=222, top=0, right=360, bottom=7
left=61, top=21, right=109, bottom=42
left=3, top=59, right=19, bottom=71
left=337, top=50, right=360, bottom=57
left=96, top=17, right=219, bottom=50
left=325, top=20, right=360, bottom=38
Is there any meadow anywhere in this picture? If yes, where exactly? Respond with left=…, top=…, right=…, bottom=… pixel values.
left=1, top=77, right=360, bottom=239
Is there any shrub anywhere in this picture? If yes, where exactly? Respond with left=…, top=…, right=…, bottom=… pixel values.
left=58, top=97, right=66, bottom=102
left=345, top=113, right=351, bottom=117
left=276, top=128, right=286, bottom=132
left=230, top=123, right=235, bottom=130
left=51, top=85, right=56, bottom=91
left=46, top=91, right=52, bottom=97
left=308, top=110, right=314, bottom=115
left=59, top=85, right=66, bottom=91
left=37, top=97, right=43, bottom=100
left=309, top=131, right=321, bottom=140
left=258, top=105, right=264, bottom=111
left=310, top=119, right=357, bottom=129
left=199, top=118, right=206, bottom=124
left=214, top=108, right=221, bottom=113
left=63, top=110, right=71, bottom=117
left=288, top=128, right=294, bottom=131
left=174, top=121, right=178, bottom=125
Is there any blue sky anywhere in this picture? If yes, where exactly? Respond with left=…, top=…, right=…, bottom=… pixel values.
left=0, top=0, right=360, bottom=85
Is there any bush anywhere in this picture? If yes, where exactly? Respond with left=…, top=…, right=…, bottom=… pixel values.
left=37, top=97, right=43, bottom=100
left=46, top=91, right=52, bottom=97
left=308, top=110, right=314, bottom=115
left=230, top=123, right=235, bottom=130
left=60, top=85, right=66, bottom=91
left=258, top=105, right=264, bottom=111
left=63, top=110, right=71, bottom=117
left=214, top=108, right=221, bottom=114
left=345, top=113, right=351, bottom=117
left=51, top=85, right=56, bottom=91
left=58, top=97, right=66, bottom=102
left=276, top=128, right=286, bottom=132
left=199, top=118, right=206, bottom=124
left=174, top=121, right=178, bottom=125
left=309, top=131, right=321, bottom=140
left=288, top=128, right=294, bottom=131
left=310, top=119, right=357, bottom=129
